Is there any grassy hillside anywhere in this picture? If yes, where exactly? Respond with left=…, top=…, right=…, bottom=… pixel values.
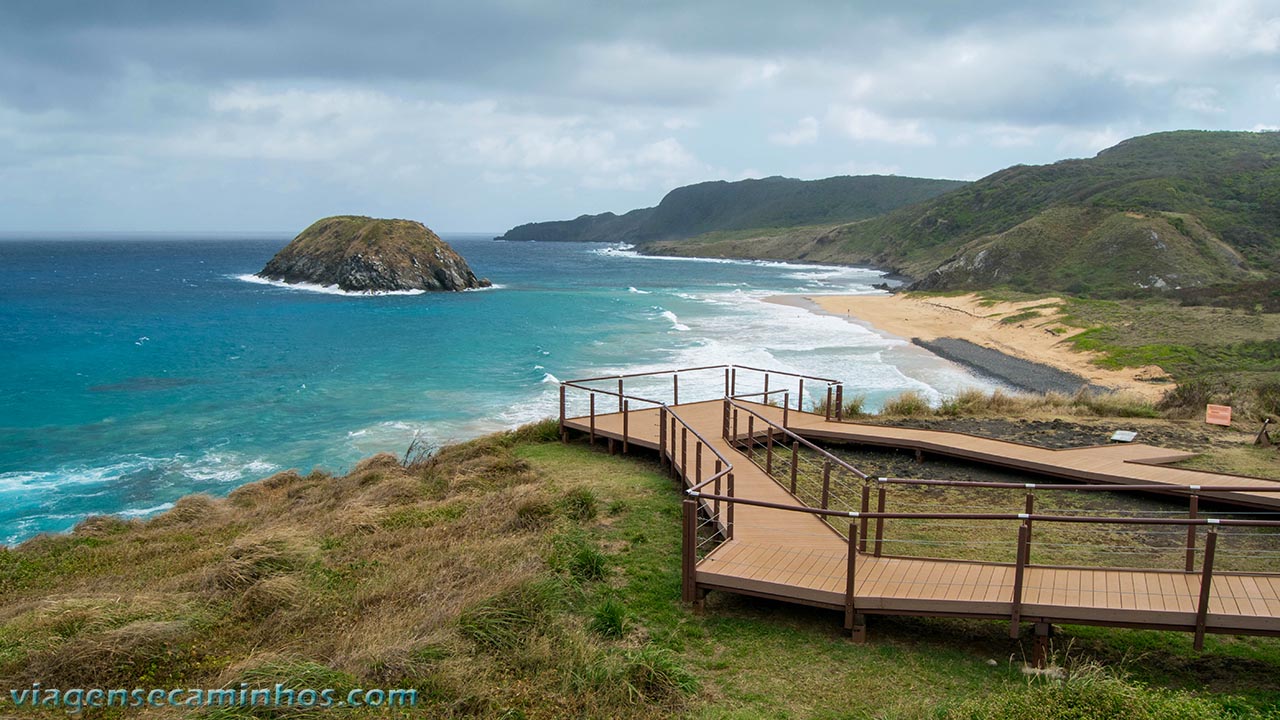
left=3, top=421, right=1279, bottom=718
left=495, top=175, right=966, bottom=244
left=650, top=131, right=1280, bottom=297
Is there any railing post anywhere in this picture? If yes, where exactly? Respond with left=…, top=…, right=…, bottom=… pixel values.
left=732, top=408, right=739, bottom=442
left=682, top=497, right=697, bottom=603
left=1023, top=493, right=1035, bottom=566
left=845, top=523, right=864, bottom=641
left=657, top=406, right=667, bottom=467
left=790, top=442, right=799, bottom=494
left=1010, top=523, right=1029, bottom=639
left=821, top=461, right=832, bottom=510
left=731, top=368, right=737, bottom=396
left=835, top=384, right=844, bottom=422
left=727, top=473, right=735, bottom=540
left=746, top=417, right=755, bottom=461
left=825, top=387, right=833, bottom=421
left=680, top=427, right=688, bottom=482
left=673, top=374, right=680, bottom=406
left=859, top=485, right=871, bottom=552
left=764, top=373, right=770, bottom=399
left=589, top=393, right=596, bottom=444
left=724, top=368, right=730, bottom=396
left=696, top=441, right=703, bottom=488
left=722, top=398, right=730, bottom=440
left=558, top=384, right=566, bottom=441
left=1194, top=530, right=1217, bottom=651
left=783, top=392, right=790, bottom=429
left=617, top=378, right=624, bottom=412
left=766, top=432, right=775, bottom=475
left=714, top=460, right=723, bottom=527
left=874, top=485, right=886, bottom=557
left=798, top=378, right=805, bottom=412
left=622, top=400, right=630, bottom=454
left=670, top=417, right=677, bottom=478
left=1186, top=495, right=1199, bottom=572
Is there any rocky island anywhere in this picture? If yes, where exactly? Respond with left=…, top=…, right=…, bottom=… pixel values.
left=257, top=215, right=491, bottom=293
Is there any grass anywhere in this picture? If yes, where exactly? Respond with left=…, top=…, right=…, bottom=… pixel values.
left=875, top=386, right=1161, bottom=420
left=3, top=421, right=1279, bottom=718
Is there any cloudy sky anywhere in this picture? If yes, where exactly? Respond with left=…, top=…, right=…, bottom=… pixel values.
left=2, top=1, right=1277, bottom=233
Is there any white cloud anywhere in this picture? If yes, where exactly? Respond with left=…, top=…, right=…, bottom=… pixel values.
left=1174, top=86, right=1224, bottom=113
left=769, top=116, right=819, bottom=146
left=1057, top=126, right=1126, bottom=156
left=827, top=106, right=934, bottom=146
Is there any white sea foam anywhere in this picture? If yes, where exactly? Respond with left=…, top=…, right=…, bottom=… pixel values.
left=541, top=372, right=560, bottom=384
left=628, top=286, right=651, bottom=294
left=660, top=310, right=690, bottom=331
left=235, top=274, right=427, bottom=296
left=118, top=502, right=175, bottom=518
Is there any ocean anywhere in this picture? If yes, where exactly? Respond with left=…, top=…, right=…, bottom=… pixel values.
left=0, top=235, right=994, bottom=543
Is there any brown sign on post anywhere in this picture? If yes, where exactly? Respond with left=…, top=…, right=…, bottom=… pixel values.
left=1205, top=404, right=1232, bottom=426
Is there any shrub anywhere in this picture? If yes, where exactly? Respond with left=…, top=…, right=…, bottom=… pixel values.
left=560, top=488, right=599, bottom=522
left=880, top=390, right=931, bottom=417
left=619, top=647, right=699, bottom=703
left=588, top=598, right=630, bottom=638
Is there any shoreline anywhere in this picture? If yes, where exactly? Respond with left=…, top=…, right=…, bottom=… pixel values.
left=769, top=293, right=1171, bottom=400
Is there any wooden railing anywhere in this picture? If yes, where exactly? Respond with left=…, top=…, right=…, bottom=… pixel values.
left=559, top=366, right=1280, bottom=647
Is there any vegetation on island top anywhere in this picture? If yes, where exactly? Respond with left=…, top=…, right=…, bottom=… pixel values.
left=3, top=416, right=1279, bottom=719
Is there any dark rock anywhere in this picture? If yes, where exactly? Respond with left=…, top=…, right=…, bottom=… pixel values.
left=258, top=216, right=491, bottom=293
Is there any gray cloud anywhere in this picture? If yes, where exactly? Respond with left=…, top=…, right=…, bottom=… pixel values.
left=0, top=0, right=1276, bottom=231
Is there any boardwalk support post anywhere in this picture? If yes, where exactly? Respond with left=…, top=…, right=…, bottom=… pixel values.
left=673, top=374, right=679, bottom=406
left=845, top=523, right=866, bottom=642
left=825, top=387, right=833, bottom=421
left=1032, top=623, right=1053, bottom=668
left=682, top=497, right=697, bottom=604
left=1186, top=495, right=1199, bottom=572
left=1194, top=530, right=1218, bottom=651
left=798, top=378, right=805, bottom=412
left=874, top=485, right=887, bottom=557
left=1010, top=523, right=1030, bottom=639
left=696, top=441, right=703, bottom=489
left=731, top=368, right=737, bottom=396
left=559, top=384, right=566, bottom=442
left=783, top=392, right=790, bottom=429
left=670, top=418, right=678, bottom=478
left=835, top=385, right=844, bottom=421
left=722, top=398, right=730, bottom=440
left=658, top=406, right=667, bottom=468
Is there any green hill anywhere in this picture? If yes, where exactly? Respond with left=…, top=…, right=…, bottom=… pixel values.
left=652, top=131, right=1280, bottom=296
left=495, top=175, right=967, bottom=243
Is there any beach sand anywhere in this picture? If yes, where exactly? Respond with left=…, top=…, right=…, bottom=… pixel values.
left=770, top=293, right=1171, bottom=399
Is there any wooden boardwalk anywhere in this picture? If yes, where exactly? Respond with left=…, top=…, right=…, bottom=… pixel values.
left=563, top=396, right=1280, bottom=645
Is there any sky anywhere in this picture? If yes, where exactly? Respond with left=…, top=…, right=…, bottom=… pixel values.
left=1, top=0, right=1277, bottom=234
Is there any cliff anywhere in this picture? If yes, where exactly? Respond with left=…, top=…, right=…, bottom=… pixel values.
left=258, top=216, right=490, bottom=292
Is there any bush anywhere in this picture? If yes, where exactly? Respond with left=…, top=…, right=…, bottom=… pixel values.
left=881, top=390, right=931, bottom=417
left=588, top=598, right=630, bottom=638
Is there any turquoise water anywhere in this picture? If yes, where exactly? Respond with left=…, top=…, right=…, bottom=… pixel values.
left=0, top=235, right=992, bottom=543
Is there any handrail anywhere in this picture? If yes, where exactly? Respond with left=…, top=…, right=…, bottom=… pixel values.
left=878, top=477, right=1280, bottom=495
left=568, top=364, right=730, bottom=384
left=685, top=491, right=1280, bottom=529
left=723, top=397, right=869, bottom=481
left=731, top=364, right=840, bottom=385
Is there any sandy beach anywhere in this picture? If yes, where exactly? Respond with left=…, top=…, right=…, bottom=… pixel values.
left=772, top=293, right=1171, bottom=399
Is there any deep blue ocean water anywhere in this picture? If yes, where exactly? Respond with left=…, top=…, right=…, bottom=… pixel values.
left=0, top=235, right=992, bottom=543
